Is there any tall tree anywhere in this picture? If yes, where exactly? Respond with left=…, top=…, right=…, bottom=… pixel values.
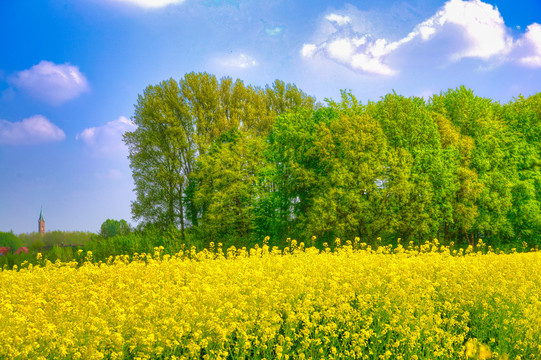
left=124, top=78, right=194, bottom=235
left=502, top=94, right=541, bottom=242
left=125, top=72, right=315, bottom=238
left=370, top=93, right=443, bottom=242
left=266, top=108, right=321, bottom=240
left=192, top=129, right=266, bottom=243
left=430, top=86, right=514, bottom=243
left=430, top=110, right=482, bottom=243
left=305, top=97, right=391, bottom=241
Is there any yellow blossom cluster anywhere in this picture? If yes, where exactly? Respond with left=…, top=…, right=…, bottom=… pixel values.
left=1, top=240, right=540, bottom=359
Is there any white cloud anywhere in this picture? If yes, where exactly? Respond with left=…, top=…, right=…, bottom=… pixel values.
left=414, top=0, right=512, bottom=61
left=109, top=0, right=185, bottom=8
left=518, top=23, right=541, bottom=67
left=302, top=33, right=405, bottom=76
left=327, top=38, right=355, bottom=63
left=9, top=61, right=89, bottom=105
left=325, top=14, right=352, bottom=27
left=301, top=0, right=523, bottom=76
left=351, top=52, right=396, bottom=76
left=301, top=44, right=318, bottom=59
left=219, top=53, right=258, bottom=69
left=76, top=116, right=136, bottom=157
left=0, top=115, right=65, bottom=145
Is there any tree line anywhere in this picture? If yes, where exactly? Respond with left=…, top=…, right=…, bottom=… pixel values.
left=124, top=72, right=541, bottom=247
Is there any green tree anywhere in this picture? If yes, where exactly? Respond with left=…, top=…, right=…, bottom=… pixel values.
left=125, top=75, right=541, bottom=247
left=100, top=219, right=131, bottom=239
left=124, top=78, right=194, bottom=235
left=266, top=108, right=320, bottom=240
left=502, top=93, right=541, bottom=242
left=192, top=129, right=267, bottom=243
left=0, top=231, right=22, bottom=252
left=125, top=72, right=315, bottom=240
left=430, top=87, right=515, bottom=244
left=370, top=93, right=443, bottom=242
left=305, top=100, right=391, bottom=241
left=431, top=111, right=482, bottom=243
left=19, top=231, right=94, bottom=247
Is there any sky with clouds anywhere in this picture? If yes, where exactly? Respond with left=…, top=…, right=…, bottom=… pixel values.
left=1, top=0, right=540, bottom=234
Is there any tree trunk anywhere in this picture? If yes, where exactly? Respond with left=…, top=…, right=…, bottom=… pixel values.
left=179, top=190, right=185, bottom=240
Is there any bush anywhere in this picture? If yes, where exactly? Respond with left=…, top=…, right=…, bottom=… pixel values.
left=19, top=231, right=95, bottom=248
left=0, top=231, right=22, bottom=252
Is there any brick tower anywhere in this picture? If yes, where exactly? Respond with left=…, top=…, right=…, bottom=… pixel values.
left=38, top=208, right=45, bottom=235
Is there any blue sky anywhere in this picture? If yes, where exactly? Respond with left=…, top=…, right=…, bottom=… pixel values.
left=1, top=0, right=541, bottom=234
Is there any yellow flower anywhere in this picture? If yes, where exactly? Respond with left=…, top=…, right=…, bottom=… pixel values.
left=0, top=240, right=539, bottom=359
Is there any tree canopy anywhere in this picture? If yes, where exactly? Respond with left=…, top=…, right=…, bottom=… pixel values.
left=0, top=231, right=22, bottom=251
left=99, top=219, right=131, bottom=239
left=125, top=75, right=541, bottom=247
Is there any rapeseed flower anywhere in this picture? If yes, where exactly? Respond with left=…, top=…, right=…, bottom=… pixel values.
left=0, top=239, right=539, bottom=359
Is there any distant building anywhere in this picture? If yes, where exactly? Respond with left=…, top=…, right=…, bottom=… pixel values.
left=38, top=208, right=45, bottom=235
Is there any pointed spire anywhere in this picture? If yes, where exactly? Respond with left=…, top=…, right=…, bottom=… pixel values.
left=39, top=207, right=44, bottom=222
left=38, top=207, right=45, bottom=235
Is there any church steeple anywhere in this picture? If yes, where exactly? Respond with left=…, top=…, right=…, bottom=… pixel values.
left=38, top=207, right=45, bottom=235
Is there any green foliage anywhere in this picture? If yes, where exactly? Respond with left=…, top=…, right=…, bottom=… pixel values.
left=86, top=232, right=156, bottom=260
left=125, top=73, right=541, bottom=248
left=0, top=231, right=22, bottom=252
left=18, top=231, right=95, bottom=248
left=84, top=226, right=202, bottom=262
left=125, top=72, right=315, bottom=245
left=0, top=231, right=95, bottom=268
left=502, top=93, right=541, bottom=243
left=192, top=129, right=267, bottom=243
left=124, top=78, right=192, bottom=235
left=99, top=219, right=131, bottom=239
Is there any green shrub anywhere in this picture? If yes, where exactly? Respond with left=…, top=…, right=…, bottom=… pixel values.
left=0, top=231, right=22, bottom=252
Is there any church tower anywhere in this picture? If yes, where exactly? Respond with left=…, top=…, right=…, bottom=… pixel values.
left=38, top=208, right=45, bottom=235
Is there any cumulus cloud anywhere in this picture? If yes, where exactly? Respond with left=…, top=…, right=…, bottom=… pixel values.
left=108, top=0, right=185, bottom=8
left=517, top=23, right=541, bottom=67
left=415, top=0, right=512, bottom=61
left=9, top=61, right=89, bottom=105
left=218, top=53, right=258, bottom=69
left=325, top=14, right=352, bottom=27
left=301, top=44, right=318, bottom=59
left=301, top=0, right=540, bottom=75
left=76, top=116, right=136, bottom=157
left=0, top=115, right=66, bottom=145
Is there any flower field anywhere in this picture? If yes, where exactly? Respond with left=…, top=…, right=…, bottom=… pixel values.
left=1, top=240, right=540, bottom=360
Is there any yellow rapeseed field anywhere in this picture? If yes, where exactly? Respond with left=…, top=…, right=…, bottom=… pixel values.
left=1, top=239, right=540, bottom=360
